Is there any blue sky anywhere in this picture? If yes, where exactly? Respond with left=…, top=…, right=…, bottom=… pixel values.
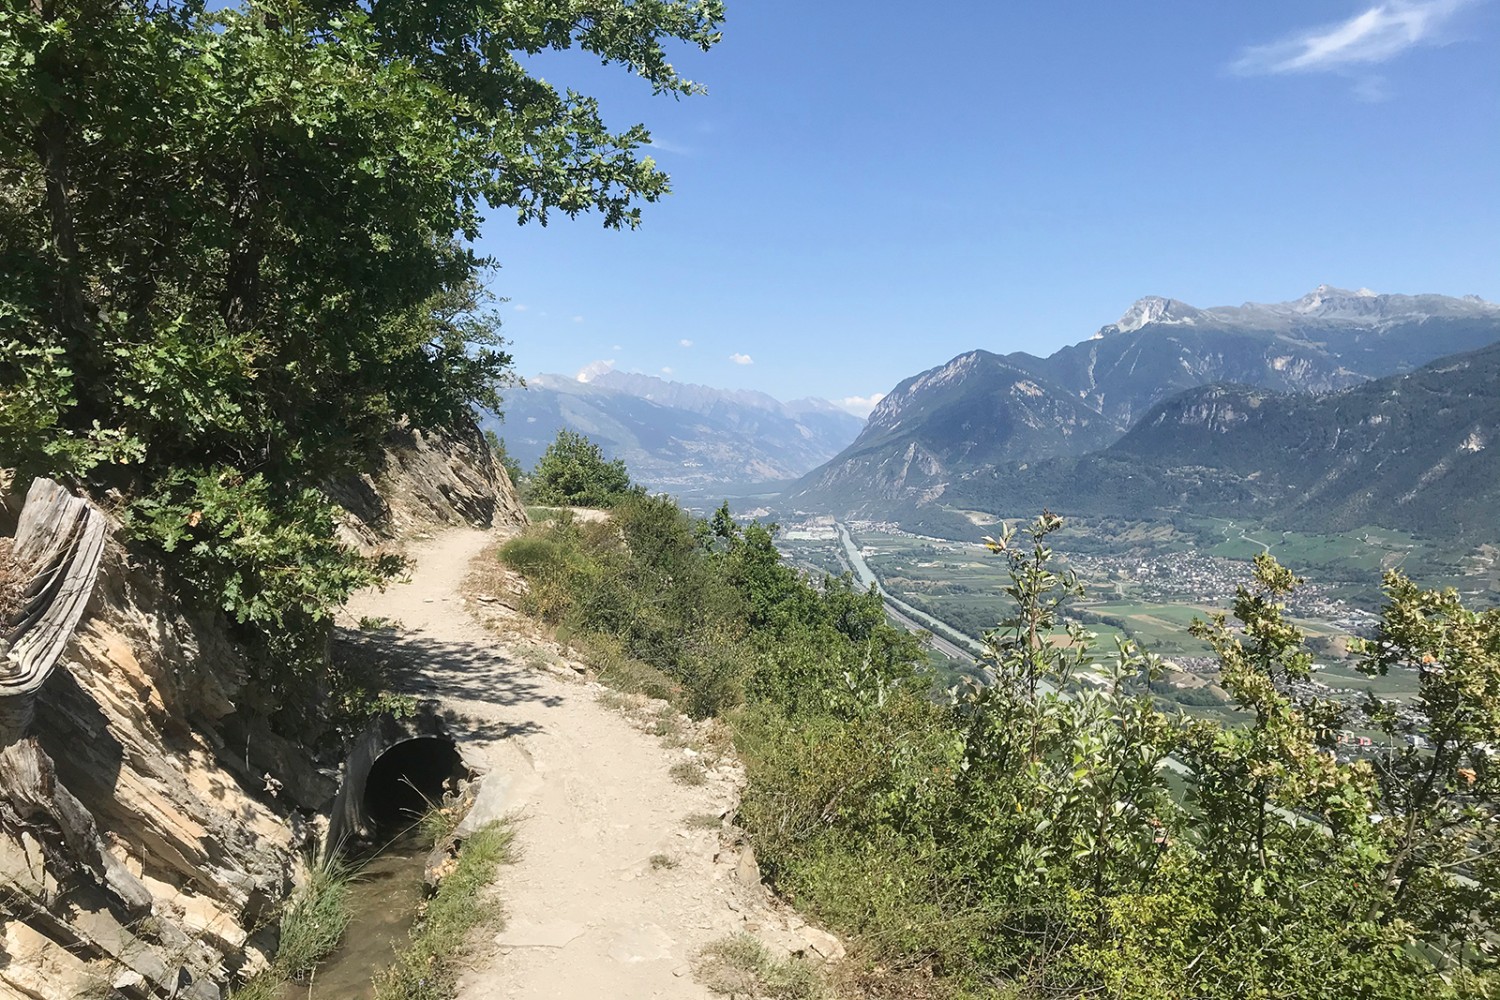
left=479, top=1, right=1500, bottom=414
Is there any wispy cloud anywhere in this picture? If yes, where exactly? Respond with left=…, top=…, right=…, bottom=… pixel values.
left=837, top=393, right=886, bottom=418
left=661, top=366, right=675, bottom=375
left=513, top=303, right=528, bottom=312
left=1232, top=0, right=1471, bottom=76
left=572, top=315, right=585, bottom=324
left=575, top=359, right=614, bottom=383
left=729, top=352, right=754, bottom=366
left=645, top=136, right=695, bottom=156
left=679, top=338, right=694, bottom=348
left=611, top=344, right=622, bottom=352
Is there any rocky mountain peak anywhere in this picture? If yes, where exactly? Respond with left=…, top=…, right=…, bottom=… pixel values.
left=1291, top=284, right=1381, bottom=316
left=1097, top=296, right=1201, bottom=338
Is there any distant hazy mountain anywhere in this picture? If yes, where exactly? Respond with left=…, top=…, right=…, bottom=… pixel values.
left=954, top=340, right=1500, bottom=538
left=485, top=370, right=865, bottom=490
left=790, top=287, right=1500, bottom=513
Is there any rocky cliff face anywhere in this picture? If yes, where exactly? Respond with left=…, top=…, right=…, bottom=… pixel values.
left=2, top=511, right=317, bottom=999
left=0, top=418, right=521, bottom=999
left=331, top=420, right=527, bottom=550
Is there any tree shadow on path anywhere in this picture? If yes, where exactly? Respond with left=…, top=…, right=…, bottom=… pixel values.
left=336, top=628, right=560, bottom=743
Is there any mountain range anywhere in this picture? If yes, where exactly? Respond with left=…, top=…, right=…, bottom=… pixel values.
left=790, top=287, right=1500, bottom=520
left=948, top=340, right=1500, bottom=538
left=485, top=370, right=864, bottom=490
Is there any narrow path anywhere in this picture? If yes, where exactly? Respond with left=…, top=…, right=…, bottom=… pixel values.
left=344, top=528, right=832, bottom=1000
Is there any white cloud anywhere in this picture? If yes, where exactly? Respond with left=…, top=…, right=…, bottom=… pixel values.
left=837, top=393, right=886, bottom=418
left=645, top=136, right=694, bottom=156
left=572, top=315, right=585, bottom=324
left=575, top=359, right=615, bottom=383
left=729, top=352, right=754, bottom=366
left=1232, top=0, right=1471, bottom=76
left=513, top=304, right=528, bottom=312
left=612, top=344, right=623, bottom=352
left=679, top=338, right=694, bottom=348
left=661, top=366, right=675, bottom=375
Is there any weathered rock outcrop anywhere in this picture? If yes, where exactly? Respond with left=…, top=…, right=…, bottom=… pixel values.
left=1, top=479, right=108, bottom=738
left=331, top=420, right=526, bottom=551
left=1, top=479, right=327, bottom=999
left=0, top=420, right=524, bottom=998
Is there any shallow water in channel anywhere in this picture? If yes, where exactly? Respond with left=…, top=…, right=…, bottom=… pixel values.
left=277, top=826, right=431, bottom=1000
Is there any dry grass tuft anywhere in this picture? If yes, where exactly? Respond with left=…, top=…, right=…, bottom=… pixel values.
left=830, top=962, right=957, bottom=1000
left=696, top=934, right=826, bottom=1000
left=669, top=760, right=708, bottom=786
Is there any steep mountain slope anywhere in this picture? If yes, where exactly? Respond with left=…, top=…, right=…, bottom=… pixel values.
left=957, top=341, right=1500, bottom=538
left=791, top=288, right=1500, bottom=513
left=486, top=371, right=864, bottom=490
left=788, top=351, right=1121, bottom=508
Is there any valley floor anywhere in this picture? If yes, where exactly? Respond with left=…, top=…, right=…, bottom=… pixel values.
left=343, top=526, right=834, bottom=999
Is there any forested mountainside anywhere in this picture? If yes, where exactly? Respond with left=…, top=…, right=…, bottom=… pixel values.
left=790, top=287, right=1500, bottom=513
left=951, top=340, right=1500, bottom=538
left=488, top=370, right=862, bottom=489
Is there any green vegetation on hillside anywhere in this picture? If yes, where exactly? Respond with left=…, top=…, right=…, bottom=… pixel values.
left=526, top=429, right=638, bottom=509
left=500, top=495, right=924, bottom=718
left=0, top=0, right=722, bottom=726
left=503, top=503, right=1500, bottom=999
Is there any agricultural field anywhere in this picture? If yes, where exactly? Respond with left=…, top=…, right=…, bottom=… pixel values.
left=774, top=517, right=1433, bottom=721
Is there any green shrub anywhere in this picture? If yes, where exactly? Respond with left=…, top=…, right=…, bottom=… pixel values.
left=526, top=430, right=635, bottom=508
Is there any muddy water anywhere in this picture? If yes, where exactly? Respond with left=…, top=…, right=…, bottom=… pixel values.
left=279, top=828, right=431, bottom=999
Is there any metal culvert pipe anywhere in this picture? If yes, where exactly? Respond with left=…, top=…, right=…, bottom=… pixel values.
left=362, top=736, right=468, bottom=830
left=326, top=707, right=472, bottom=850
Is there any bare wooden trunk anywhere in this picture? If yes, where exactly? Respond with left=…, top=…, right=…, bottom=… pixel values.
left=1, top=479, right=107, bottom=739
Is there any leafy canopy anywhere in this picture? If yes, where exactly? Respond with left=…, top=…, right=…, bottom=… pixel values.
left=527, top=429, right=635, bottom=508
left=0, top=0, right=722, bottom=721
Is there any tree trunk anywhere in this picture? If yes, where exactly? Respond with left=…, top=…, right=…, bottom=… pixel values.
left=31, top=0, right=96, bottom=404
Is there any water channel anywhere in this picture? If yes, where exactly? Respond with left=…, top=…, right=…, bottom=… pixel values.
left=277, top=828, right=432, bottom=1000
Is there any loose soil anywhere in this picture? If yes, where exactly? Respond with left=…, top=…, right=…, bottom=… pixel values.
left=341, top=526, right=840, bottom=1000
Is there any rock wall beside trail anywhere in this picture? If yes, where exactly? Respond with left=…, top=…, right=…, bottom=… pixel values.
left=0, top=422, right=521, bottom=999
left=1, top=523, right=328, bottom=1000
left=332, top=419, right=527, bottom=551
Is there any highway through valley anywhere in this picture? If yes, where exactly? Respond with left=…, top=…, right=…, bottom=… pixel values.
left=832, top=522, right=985, bottom=664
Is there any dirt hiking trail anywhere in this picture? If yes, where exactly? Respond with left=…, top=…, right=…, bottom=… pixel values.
left=343, top=526, right=840, bottom=1000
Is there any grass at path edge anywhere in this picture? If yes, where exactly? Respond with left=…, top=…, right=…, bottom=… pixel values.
left=373, top=819, right=520, bottom=1000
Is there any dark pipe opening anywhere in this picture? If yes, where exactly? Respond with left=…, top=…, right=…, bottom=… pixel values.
left=362, top=737, right=468, bottom=833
